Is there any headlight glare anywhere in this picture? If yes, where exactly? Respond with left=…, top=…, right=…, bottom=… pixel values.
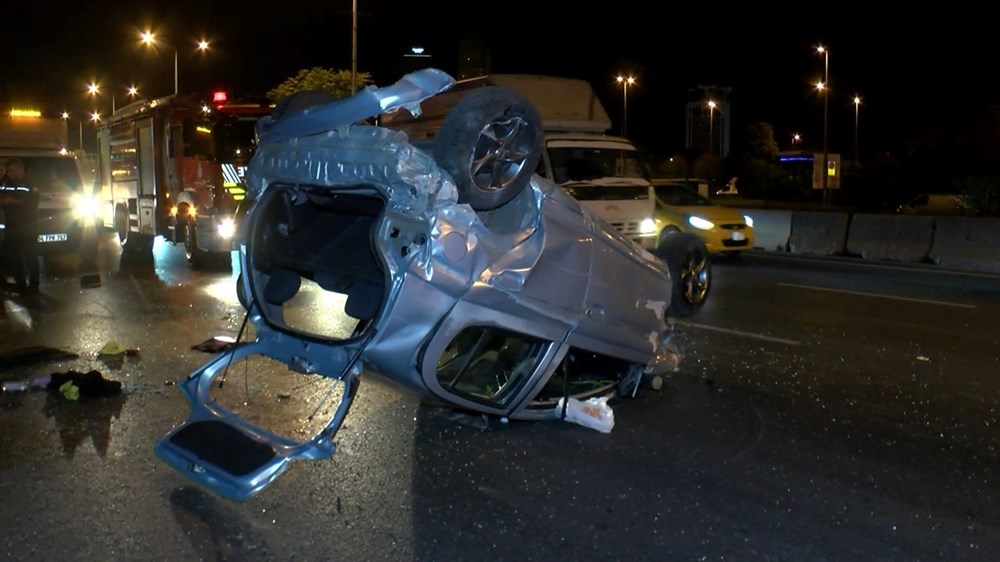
left=688, top=216, right=714, bottom=230
left=217, top=217, right=236, bottom=239
left=72, top=194, right=99, bottom=219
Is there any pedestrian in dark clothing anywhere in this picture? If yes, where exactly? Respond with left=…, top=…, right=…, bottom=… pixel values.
left=0, top=157, right=41, bottom=292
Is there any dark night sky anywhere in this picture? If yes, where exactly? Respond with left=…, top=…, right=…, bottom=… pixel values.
left=4, top=2, right=995, bottom=157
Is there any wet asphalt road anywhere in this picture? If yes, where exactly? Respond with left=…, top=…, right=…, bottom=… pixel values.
left=2, top=232, right=1000, bottom=561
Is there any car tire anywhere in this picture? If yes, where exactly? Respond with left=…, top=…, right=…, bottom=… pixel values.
left=434, top=87, right=543, bottom=211
left=656, top=232, right=711, bottom=318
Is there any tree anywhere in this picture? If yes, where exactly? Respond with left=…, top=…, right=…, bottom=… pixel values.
left=734, top=122, right=779, bottom=199
left=267, top=68, right=372, bottom=103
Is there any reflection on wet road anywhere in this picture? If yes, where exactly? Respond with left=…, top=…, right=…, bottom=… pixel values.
left=2, top=238, right=1000, bottom=560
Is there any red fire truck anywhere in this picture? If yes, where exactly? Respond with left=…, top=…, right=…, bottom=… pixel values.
left=95, top=92, right=272, bottom=265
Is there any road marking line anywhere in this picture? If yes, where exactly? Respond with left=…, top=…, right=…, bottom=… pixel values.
left=777, top=282, right=977, bottom=308
left=676, top=321, right=802, bottom=345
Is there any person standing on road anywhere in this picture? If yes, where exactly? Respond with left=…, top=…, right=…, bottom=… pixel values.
left=0, top=157, right=41, bottom=292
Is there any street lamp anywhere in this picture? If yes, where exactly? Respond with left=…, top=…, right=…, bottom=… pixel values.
left=86, top=81, right=103, bottom=115
left=707, top=100, right=717, bottom=155
left=615, top=75, right=636, bottom=137
left=61, top=111, right=84, bottom=151
left=140, top=30, right=210, bottom=96
left=793, top=132, right=802, bottom=146
left=88, top=81, right=140, bottom=115
left=853, top=95, right=861, bottom=166
left=816, top=45, right=830, bottom=206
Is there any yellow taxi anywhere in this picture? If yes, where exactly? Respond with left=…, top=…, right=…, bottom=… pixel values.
left=652, top=182, right=754, bottom=256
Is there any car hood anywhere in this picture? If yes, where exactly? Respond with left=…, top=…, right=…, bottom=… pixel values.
left=658, top=204, right=745, bottom=223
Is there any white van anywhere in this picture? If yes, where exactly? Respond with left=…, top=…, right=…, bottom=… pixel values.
left=1, top=112, right=98, bottom=255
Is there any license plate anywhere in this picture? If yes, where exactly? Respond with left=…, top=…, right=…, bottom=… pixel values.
left=38, top=233, right=68, bottom=243
left=730, top=231, right=746, bottom=241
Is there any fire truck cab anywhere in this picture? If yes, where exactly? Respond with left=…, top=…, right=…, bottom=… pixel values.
left=96, top=93, right=272, bottom=265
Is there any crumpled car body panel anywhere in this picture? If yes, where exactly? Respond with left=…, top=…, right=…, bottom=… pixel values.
left=155, top=68, right=693, bottom=502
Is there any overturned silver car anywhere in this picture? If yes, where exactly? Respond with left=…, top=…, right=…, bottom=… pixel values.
left=155, top=68, right=711, bottom=502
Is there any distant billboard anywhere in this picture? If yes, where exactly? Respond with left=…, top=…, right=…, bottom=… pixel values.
left=811, top=153, right=841, bottom=189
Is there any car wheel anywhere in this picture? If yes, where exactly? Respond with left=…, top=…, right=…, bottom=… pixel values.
left=658, top=226, right=682, bottom=245
left=435, top=87, right=543, bottom=211
left=656, top=233, right=711, bottom=318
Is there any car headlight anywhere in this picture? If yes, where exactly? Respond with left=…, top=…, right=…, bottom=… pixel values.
left=217, top=217, right=236, bottom=239
left=743, top=215, right=754, bottom=228
left=688, top=216, right=714, bottom=230
left=72, top=194, right=99, bottom=219
left=639, top=218, right=657, bottom=234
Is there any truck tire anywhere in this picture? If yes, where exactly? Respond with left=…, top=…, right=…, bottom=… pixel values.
left=116, top=206, right=154, bottom=261
left=434, top=87, right=542, bottom=211
left=656, top=232, right=711, bottom=318
left=184, top=219, right=207, bottom=266
left=115, top=206, right=130, bottom=250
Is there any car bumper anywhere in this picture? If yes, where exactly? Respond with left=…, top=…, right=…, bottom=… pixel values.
left=699, top=228, right=754, bottom=254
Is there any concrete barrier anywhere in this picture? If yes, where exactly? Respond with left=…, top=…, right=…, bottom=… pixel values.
left=788, top=211, right=849, bottom=256
left=744, top=209, right=1000, bottom=273
left=743, top=208, right=792, bottom=252
left=928, top=216, right=1000, bottom=273
left=845, top=214, right=934, bottom=262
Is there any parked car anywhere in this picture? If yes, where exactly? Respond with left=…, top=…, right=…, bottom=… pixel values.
left=155, top=68, right=713, bottom=502
left=896, top=193, right=974, bottom=216
left=652, top=182, right=754, bottom=256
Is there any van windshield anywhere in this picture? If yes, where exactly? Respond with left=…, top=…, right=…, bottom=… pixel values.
left=7, top=156, right=82, bottom=195
left=548, top=145, right=648, bottom=184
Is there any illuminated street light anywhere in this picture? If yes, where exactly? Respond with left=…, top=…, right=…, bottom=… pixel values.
left=141, top=29, right=210, bottom=95
left=793, top=133, right=802, bottom=145
left=707, top=100, right=717, bottom=155
left=853, top=95, right=861, bottom=166
left=86, top=81, right=105, bottom=114
left=88, top=81, right=135, bottom=115
left=816, top=45, right=830, bottom=206
left=615, top=75, right=636, bottom=137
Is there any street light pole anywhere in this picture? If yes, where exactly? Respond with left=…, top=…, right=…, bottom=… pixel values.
left=351, top=0, right=358, bottom=93
left=616, top=75, right=635, bottom=137
left=853, top=95, right=861, bottom=166
left=141, top=30, right=209, bottom=97
left=707, top=100, right=717, bottom=155
left=817, top=45, right=830, bottom=207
